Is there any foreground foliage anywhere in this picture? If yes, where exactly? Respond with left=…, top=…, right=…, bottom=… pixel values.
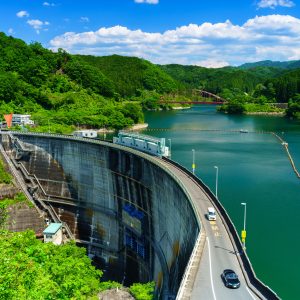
left=129, top=282, right=155, bottom=300
left=0, top=230, right=102, bottom=299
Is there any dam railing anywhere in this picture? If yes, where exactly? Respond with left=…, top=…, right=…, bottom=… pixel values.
left=162, top=157, right=280, bottom=300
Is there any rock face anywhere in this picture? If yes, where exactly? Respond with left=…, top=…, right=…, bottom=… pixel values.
left=98, top=288, right=135, bottom=300
left=0, top=184, right=19, bottom=199
left=7, top=202, right=45, bottom=235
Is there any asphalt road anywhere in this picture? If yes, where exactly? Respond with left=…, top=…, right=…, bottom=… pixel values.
left=159, top=159, right=263, bottom=300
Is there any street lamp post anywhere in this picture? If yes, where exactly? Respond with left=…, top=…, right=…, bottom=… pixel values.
left=192, top=149, right=195, bottom=175
left=241, top=202, right=247, bottom=250
left=168, top=139, right=172, bottom=159
left=214, top=166, right=218, bottom=199
left=48, top=120, right=50, bottom=134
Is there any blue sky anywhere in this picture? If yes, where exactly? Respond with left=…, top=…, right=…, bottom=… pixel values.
left=1, top=0, right=300, bottom=67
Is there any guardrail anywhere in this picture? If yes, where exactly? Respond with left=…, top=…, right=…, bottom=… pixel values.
left=162, top=157, right=280, bottom=300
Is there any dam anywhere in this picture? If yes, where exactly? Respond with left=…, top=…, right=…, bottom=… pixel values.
left=0, top=132, right=279, bottom=300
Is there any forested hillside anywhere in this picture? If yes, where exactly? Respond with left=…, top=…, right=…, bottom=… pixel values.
left=0, top=33, right=149, bottom=132
left=239, top=60, right=300, bottom=70
left=77, top=54, right=178, bottom=97
left=0, top=31, right=300, bottom=127
left=160, top=64, right=285, bottom=94
left=160, top=63, right=300, bottom=117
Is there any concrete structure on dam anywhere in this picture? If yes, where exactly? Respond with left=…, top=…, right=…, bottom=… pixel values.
left=1, top=132, right=199, bottom=299
left=0, top=132, right=279, bottom=300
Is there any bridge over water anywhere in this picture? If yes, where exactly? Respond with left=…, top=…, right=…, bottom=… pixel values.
left=0, top=132, right=279, bottom=299
left=159, top=90, right=227, bottom=105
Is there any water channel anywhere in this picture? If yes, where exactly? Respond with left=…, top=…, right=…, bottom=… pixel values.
left=142, top=105, right=300, bottom=299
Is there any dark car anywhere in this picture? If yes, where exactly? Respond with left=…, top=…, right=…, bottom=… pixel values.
left=221, top=269, right=241, bottom=289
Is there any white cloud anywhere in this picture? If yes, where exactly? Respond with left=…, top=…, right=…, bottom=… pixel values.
left=257, top=0, right=295, bottom=9
left=50, top=14, right=300, bottom=66
left=134, top=0, right=159, bottom=4
left=27, top=19, right=50, bottom=34
left=195, top=59, right=230, bottom=68
left=8, top=28, right=15, bottom=35
left=43, top=2, right=56, bottom=6
left=80, top=17, right=90, bottom=23
left=16, top=11, right=29, bottom=18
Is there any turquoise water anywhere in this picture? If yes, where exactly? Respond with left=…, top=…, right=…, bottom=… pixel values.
left=143, top=106, right=300, bottom=299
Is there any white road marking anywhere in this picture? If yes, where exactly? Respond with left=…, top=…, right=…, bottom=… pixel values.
left=207, top=237, right=217, bottom=300
left=246, top=286, right=257, bottom=300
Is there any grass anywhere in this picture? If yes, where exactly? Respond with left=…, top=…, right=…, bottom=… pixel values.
left=0, top=159, right=12, bottom=184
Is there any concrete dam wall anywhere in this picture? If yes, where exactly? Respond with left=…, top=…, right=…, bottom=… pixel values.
left=2, top=133, right=200, bottom=298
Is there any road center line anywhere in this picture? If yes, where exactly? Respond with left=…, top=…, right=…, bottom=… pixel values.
left=207, top=237, right=217, bottom=300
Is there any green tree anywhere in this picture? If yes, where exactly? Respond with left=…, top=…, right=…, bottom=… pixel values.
left=286, top=94, right=300, bottom=119
left=0, top=230, right=102, bottom=299
left=64, top=59, right=115, bottom=97
left=129, top=282, right=155, bottom=300
left=0, top=159, right=12, bottom=184
left=122, top=103, right=144, bottom=123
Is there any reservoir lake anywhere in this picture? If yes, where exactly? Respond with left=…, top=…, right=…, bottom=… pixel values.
left=143, top=105, right=300, bottom=299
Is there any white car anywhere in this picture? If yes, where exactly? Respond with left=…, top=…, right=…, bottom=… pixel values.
left=207, top=207, right=216, bottom=221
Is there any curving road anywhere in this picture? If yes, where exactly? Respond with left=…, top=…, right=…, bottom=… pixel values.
left=158, top=158, right=267, bottom=300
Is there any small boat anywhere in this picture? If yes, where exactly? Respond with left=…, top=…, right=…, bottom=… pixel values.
left=240, top=129, right=249, bottom=133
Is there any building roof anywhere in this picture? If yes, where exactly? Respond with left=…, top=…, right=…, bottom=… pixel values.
left=12, top=114, right=31, bottom=117
left=43, top=223, right=62, bottom=234
left=74, top=129, right=97, bottom=133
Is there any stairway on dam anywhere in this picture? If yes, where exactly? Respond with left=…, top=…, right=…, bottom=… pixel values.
left=0, top=152, right=45, bottom=236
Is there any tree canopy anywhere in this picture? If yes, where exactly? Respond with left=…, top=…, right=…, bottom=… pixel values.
left=0, top=230, right=102, bottom=299
left=1, top=31, right=300, bottom=127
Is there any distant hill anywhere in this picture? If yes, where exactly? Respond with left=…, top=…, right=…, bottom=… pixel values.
left=77, top=54, right=178, bottom=97
left=159, top=64, right=281, bottom=94
left=239, top=60, right=300, bottom=70
left=269, top=68, right=300, bottom=102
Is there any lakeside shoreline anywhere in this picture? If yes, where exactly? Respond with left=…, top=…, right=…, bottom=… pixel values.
left=245, top=111, right=285, bottom=116
left=171, top=106, right=191, bottom=110
left=96, top=123, right=149, bottom=134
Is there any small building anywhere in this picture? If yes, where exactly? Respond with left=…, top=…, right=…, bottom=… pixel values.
left=43, top=223, right=63, bottom=245
left=12, top=114, right=34, bottom=126
left=73, top=130, right=98, bottom=138
left=113, top=131, right=170, bottom=157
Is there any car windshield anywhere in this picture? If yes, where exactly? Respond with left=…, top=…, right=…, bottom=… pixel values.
left=226, top=273, right=239, bottom=284
left=228, top=277, right=240, bottom=284
left=227, top=273, right=238, bottom=279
